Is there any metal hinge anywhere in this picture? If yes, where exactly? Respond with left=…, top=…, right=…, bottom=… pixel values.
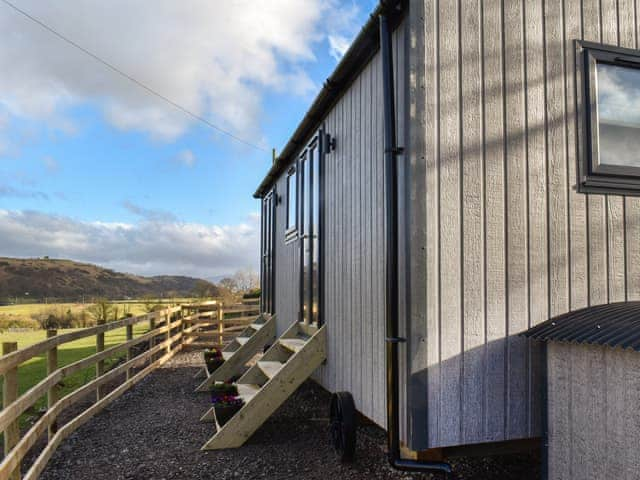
left=385, top=147, right=404, bottom=155
left=385, top=337, right=407, bottom=343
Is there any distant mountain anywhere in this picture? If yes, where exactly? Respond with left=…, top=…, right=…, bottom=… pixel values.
left=0, top=257, right=218, bottom=300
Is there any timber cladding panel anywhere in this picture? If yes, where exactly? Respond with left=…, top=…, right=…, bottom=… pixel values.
left=547, top=343, right=640, bottom=479
left=408, top=0, right=640, bottom=450
left=273, top=172, right=299, bottom=337
left=270, top=20, right=407, bottom=428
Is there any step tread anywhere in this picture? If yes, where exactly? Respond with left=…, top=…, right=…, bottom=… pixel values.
left=250, top=323, right=263, bottom=330
left=257, top=361, right=284, bottom=379
left=236, top=336, right=251, bottom=345
left=279, top=338, right=307, bottom=352
left=221, top=351, right=234, bottom=360
left=236, top=383, right=261, bottom=397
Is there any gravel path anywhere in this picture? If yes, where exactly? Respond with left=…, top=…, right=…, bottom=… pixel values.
left=37, top=352, right=540, bottom=480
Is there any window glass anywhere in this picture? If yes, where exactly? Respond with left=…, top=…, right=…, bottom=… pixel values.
left=597, top=62, right=640, bottom=167
left=286, top=169, right=297, bottom=231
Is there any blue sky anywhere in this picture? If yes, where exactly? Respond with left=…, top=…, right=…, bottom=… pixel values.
left=0, top=0, right=376, bottom=279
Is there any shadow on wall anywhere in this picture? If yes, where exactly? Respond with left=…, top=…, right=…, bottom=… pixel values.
left=407, top=336, right=545, bottom=451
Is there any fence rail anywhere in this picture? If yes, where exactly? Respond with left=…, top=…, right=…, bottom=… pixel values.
left=181, top=300, right=259, bottom=349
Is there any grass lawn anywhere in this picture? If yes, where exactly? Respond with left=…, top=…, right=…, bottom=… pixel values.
left=0, top=302, right=150, bottom=318
left=0, top=322, right=152, bottom=428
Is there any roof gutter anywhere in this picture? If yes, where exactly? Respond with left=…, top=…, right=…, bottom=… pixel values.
left=253, top=0, right=404, bottom=198
left=379, top=10, right=451, bottom=476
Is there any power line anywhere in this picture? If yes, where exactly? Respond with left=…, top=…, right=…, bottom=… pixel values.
left=0, top=0, right=268, bottom=152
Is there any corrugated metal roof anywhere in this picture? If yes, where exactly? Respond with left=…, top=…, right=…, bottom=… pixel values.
left=523, top=301, right=640, bottom=351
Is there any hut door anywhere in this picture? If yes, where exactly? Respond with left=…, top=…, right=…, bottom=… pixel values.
left=261, top=190, right=275, bottom=314
left=299, top=135, right=322, bottom=326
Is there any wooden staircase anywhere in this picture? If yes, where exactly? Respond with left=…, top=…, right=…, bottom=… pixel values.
left=195, top=313, right=276, bottom=392
left=200, top=321, right=326, bottom=450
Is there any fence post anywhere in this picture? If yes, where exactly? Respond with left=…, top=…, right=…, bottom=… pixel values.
left=149, top=314, right=156, bottom=362
left=217, top=303, right=224, bottom=348
left=166, top=311, right=171, bottom=354
left=96, top=322, right=105, bottom=401
left=125, top=323, right=133, bottom=380
left=179, top=307, right=185, bottom=350
left=46, top=329, right=58, bottom=440
left=3, top=341, right=20, bottom=480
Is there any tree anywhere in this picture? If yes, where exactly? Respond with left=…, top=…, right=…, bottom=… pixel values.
left=232, top=269, right=259, bottom=293
left=218, top=277, right=238, bottom=294
left=87, top=299, right=113, bottom=324
left=193, top=280, right=216, bottom=299
left=142, top=295, right=162, bottom=313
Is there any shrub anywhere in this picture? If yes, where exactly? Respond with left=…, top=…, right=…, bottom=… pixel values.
left=243, top=289, right=261, bottom=299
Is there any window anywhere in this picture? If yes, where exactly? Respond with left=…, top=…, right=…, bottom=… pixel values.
left=579, top=41, right=640, bottom=194
left=285, top=166, right=297, bottom=238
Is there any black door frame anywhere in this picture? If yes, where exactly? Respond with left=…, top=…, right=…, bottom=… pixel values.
left=298, top=130, right=324, bottom=326
left=260, top=189, right=276, bottom=314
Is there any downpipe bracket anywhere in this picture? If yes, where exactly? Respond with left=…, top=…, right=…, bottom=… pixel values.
left=385, top=337, right=406, bottom=343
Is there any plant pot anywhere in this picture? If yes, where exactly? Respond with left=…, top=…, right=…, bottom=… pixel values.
left=210, top=384, right=238, bottom=398
left=203, top=350, right=222, bottom=362
left=214, top=403, right=243, bottom=427
left=206, top=358, right=224, bottom=374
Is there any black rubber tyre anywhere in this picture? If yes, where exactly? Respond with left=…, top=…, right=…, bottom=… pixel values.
left=329, top=391, right=357, bottom=463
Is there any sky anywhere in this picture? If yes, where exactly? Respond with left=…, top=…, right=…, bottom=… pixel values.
left=0, top=0, right=377, bottom=280
left=597, top=62, right=640, bottom=167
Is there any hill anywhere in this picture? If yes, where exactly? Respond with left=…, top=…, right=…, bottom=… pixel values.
left=0, top=257, right=218, bottom=301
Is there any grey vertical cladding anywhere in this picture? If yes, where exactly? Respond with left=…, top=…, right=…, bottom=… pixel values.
left=270, top=20, right=407, bottom=428
left=273, top=173, right=300, bottom=336
left=547, top=343, right=640, bottom=480
left=409, top=0, right=640, bottom=450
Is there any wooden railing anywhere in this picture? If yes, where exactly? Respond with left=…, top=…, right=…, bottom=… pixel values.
left=0, top=306, right=198, bottom=480
left=181, top=300, right=260, bottom=348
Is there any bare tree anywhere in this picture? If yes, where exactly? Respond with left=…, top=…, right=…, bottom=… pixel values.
left=218, top=277, right=238, bottom=294
left=87, top=299, right=113, bottom=324
left=142, top=295, right=161, bottom=313
left=232, top=269, right=259, bottom=293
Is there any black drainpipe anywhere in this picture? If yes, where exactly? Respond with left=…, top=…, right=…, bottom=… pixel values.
left=379, top=11, right=451, bottom=475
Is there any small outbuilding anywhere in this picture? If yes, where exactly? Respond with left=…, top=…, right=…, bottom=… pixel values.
left=525, top=303, right=640, bottom=480
left=251, top=0, right=640, bottom=475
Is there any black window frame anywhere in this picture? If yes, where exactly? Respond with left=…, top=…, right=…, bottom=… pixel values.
left=285, top=165, right=298, bottom=241
left=578, top=40, right=640, bottom=195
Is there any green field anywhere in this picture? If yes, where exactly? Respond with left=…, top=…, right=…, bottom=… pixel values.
left=0, top=322, right=152, bottom=428
left=0, top=301, right=148, bottom=319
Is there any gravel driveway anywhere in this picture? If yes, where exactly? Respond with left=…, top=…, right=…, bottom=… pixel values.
left=37, top=352, right=540, bottom=480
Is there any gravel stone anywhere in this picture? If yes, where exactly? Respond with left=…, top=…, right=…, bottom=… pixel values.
left=35, top=352, right=540, bottom=480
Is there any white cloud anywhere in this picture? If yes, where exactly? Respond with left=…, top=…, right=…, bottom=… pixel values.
left=328, top=35, right=352, bottom=61
left=43, top=156, right=59, bottom=173
left=174, top=149, right=195, bottom=168
left=0, top=0, right=360, bottom=143
left=0, top=209, right=260, bottom=279
left=0, top=185, right=48, bottom=199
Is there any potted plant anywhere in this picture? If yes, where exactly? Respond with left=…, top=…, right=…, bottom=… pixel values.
left=204, top=348, right=224, bottom=374
left=212, top=395, right=244, bottom=426
left=209, top=381, right=238, bottom=400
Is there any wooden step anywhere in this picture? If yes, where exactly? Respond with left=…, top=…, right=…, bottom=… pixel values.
left=202, top=324, right=326, bottom=450
left=195, top=314, right=277, bottom=393
left=257, top=361, right=283, bottom=379
left=222, top=351, right=234, bottom=360
left=236, top=383, right=261, bottom=398
left=279, top=338, right=307, bottom=353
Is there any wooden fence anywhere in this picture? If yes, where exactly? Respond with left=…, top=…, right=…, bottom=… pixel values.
left=0, top=300, right=261, bottom=480
left=181, top=301, right=260, bottom=349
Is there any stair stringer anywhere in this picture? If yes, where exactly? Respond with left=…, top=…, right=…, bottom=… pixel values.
left=201, top=324, right=326, bottom=450
left=195, top=314, right=276, bottom=392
